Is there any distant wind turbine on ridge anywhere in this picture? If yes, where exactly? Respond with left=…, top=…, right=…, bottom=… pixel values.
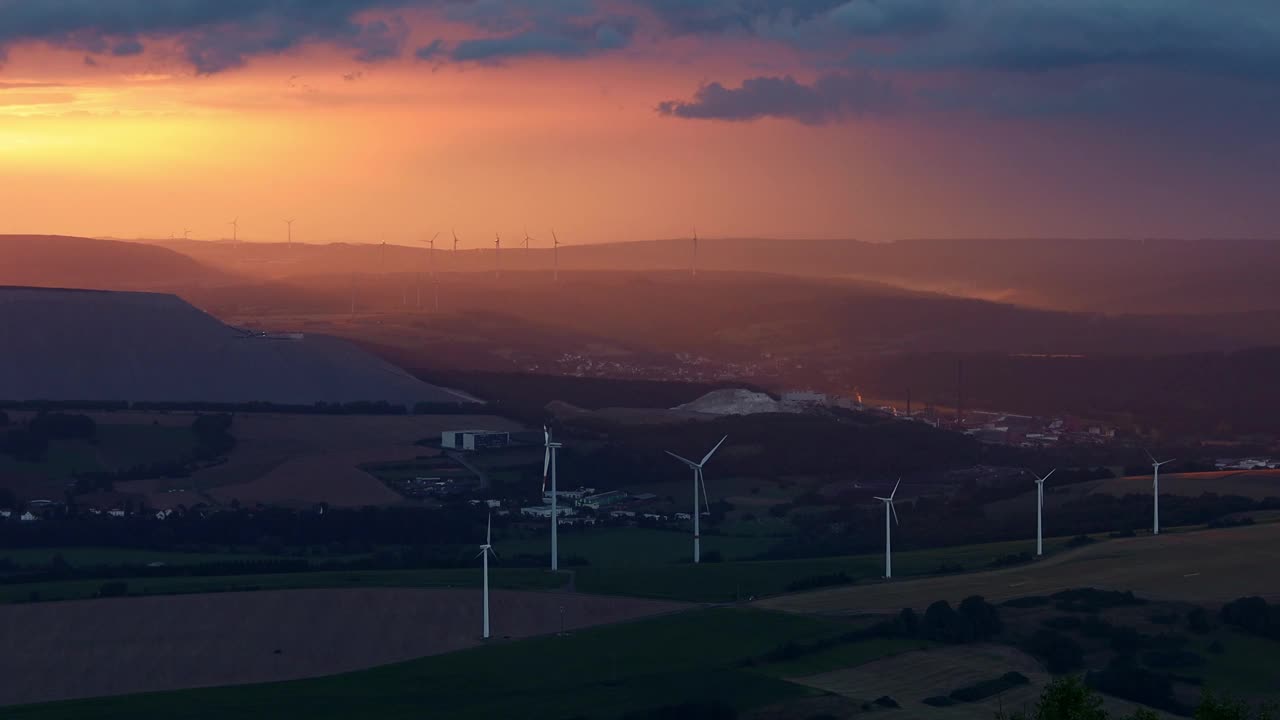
left=665, top=435, right=727, bottom=564
left=452, top=229, right=461, bottom=273
left=283, top=218, right=295, bottom=246
left=229, top=217, right=239, bottom=243
left=691, top=227, right=699, bottom=279
left=494, top=233, right=501, bottom=278
left=418, top=231, right=440, bottom=312
left=543, top=426, right=564, bottom=571
left=183, top=228, right=192, bottom=240
left=1032, top=469, right=1055, bottom=557
left=476, top=513, right=497, bottom=639
left=1148, top=451, right=1175, bottom=535
left=875, top=479, right=901, bottom=578
left=552, top=229, right=561, bottom=282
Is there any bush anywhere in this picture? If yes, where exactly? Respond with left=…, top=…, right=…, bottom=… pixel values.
left=949, top=672, right=1030, bottom=703
left=1003, top=595, right=1050, bottom=609
left=923, top=696, right=957, bottom=707
left=1142, top=650, right=1204, bottom=669
left=1052, top=588, right=1146, bottom=613
left=1042, top=615, right=1083, bottom=631
left=1149, top=612, right=1179, bottom=626
left=1187, top=606, right=1213, bottom=634
left=1024, top=629, right=1084, bottom=673
left=1220, top=597, right=1280, bottom=641
left=1087, top=662, right=1188, bottom=716
left=1066, top=534, right=1097, bottom=548
left=97, top=581, right=128, bottom=598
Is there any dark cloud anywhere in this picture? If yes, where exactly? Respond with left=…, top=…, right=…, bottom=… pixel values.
left=111, top=38, right=143, bottom=56
left=450, top=18, right=635, bottom=62
left=414, top=37, right=445, bottom=60
left=657, top=72, right=896, bottom=124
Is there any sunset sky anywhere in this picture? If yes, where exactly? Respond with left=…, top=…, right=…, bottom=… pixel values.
left=2, top=1, right=1279, bottom=245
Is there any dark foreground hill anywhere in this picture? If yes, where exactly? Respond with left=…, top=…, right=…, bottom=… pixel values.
left=0, top=287, right=475, bottom=406
left=0, top=235, right=229, bottom=291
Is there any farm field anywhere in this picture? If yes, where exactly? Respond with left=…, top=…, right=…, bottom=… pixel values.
left=0, top=566, right=564, bottom=605
left=0, top=546, right=285, bottom=568
left=573, top=534, right=1085, bottom=602
left=4, top=608, right=851, bottom=719
left=0, top=587, right=685, bottom=707
left=793, top=644, right=1151, bottom=719
left=106, top=412, right=522, bottom=509
left=759, top=521, right=1280, bottom=615
left=0, top=419, right=199, bottom=486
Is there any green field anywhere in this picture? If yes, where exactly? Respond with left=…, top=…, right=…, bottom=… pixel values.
left=0, top=423, right=198, bottom=482
left=1, top=547, right=283, bottom=568
left=501, top=526, right=778, bottom=567
left=1, top=567, right=565, bottom=605
left=573, top=535, right=1083, bottom=602
left=1196, top=630, right=1280, bottom=700
left=6, top=608, right=871, bottom=720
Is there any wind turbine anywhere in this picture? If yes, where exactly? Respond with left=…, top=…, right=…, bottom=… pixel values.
left=476, top=513, right=497, bottom=640
left=183, top=228, right=192, bottom=240
left=691, top=227, right=699, bottom=279
left=494, top=233, right=501, bottom=278
left=1148, top=451, right=1175, bottom=535
left=523, top=227, right=534, bottom=255
left=552, top=230, right=561, bottom=282
left=1032, top=469, right=1056, bottom=557
left=874, top=480, right=901, bottom=578
left=543, top=426, right=564, bottom=571
left=665, top=435, right=727, bottom=564
left=283, top=218, right=295, bottom=246
left=229, top=217, right=239, bottom=243
left=418, top=232, right=440, bottom=312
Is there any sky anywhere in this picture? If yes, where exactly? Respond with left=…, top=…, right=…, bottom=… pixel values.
left=2, top=0, right=1280, bottom=245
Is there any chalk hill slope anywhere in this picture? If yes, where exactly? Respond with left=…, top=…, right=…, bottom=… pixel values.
left=0, top=287, right=474, bottom=406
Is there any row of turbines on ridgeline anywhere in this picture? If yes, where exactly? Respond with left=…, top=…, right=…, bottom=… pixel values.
left=172, top=222, right=706, bottom=285
left=476, top=434, right=1177, bottom=640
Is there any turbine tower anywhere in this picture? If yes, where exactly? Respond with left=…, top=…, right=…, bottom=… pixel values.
left=523, top=227, right=534, bottom=256
left=665, top=435, right=728, bottom=564
left=1032, top=469, right=1056, bottom=557
left=494, top=233, right=501, bottom=278
left=182, top=228, right=191, bottom=240
left=874, top=479, right=901, bottom=578
left=691, top=227, right=699, bottom=279
left=283, top=218, right=295, bottom=246
left=543, top=426, right=564, bottom=571
left=552, top=229, right=561, bottom=282
left=476, top=513, right=497, bottom=639
left=418, top=231, right=440, bottom=312
left=1148, top=451, right=1175, bottom=535
left=229, top=217, right=239, bottom=243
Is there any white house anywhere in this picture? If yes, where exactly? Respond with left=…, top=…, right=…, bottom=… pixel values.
left=0, top=509, right=11, bottom=519
left=108, top=509, right=126, bottom=518
left=19, top=511, right=38, bottom=522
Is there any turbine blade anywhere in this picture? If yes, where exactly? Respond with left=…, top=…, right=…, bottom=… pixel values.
left=890, top=478, right=901, bottom=500
left=543, top=447, right=551, bottom=492
left=486, top=513, right=492, bottom=546
left=1144, top=448, right=1157, bottom=464
left=700, top=471, right=711, bottom=515
left=892, top=503, right=899, bottom=526
left=1042, top=468, right=1056, bottom=483
left=665, top=450, right=698, bottom=469
left=700, top=435, right=728, bottom=466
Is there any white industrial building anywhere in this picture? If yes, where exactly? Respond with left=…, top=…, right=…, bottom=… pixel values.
left=441, top=430, right=511, bottom=451
left=520, top=505, right=576, bottom=519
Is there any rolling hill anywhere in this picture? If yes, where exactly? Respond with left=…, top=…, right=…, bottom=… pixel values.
left=0, top=287, right=474, bottom=406
left=0, top=235, right=230, bottom=291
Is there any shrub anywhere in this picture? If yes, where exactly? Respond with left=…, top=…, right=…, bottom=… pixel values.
left=622, top=701, right=737, bottom=720
left=1042, top=616, right=1083, bottom=631
left=98, top=581, right=128, bottom=598
left=1025, top=629, right=1085, bottom=673
left=1066, top=534, right=1097, bottom=548
left=1187, top=606, right=1213, bottom=634
left=1142, top=650, right=1204, bottom=669
left=1087, top=663, right=1189, bottom=716
left=949, top=672, right=1031, bottom=703
left=1003, top=595, right=1050, bottom=609
left=923, top=696, right=957, bottom=707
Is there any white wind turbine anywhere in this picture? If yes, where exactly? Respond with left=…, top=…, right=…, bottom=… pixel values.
left=494, top=233, right=502, bottom=278
left=452, top=229, right=460, bottom=272
left=182, top=228, right=192, bottom=240
left=476, top=513, right=497, bottom=639
left=418, top=232, right=440, bottom=311
left=229, top=217, right=239, bottom=243
left=552, top=229, right=561, bottom=281
left=543, top=426, right=563, bottom=571
left=691, top=227, right=699, bottom=279
left=666, top=435, right=727, bottom=564
left=283, top=218, right=295, bottom=246
left=523, top=227, right=534, bottom=257
left=1032, top=469, right=1056, bottom=557
left=1148, top=451, right=1175, bottom=535
left=874, top=479, right=901, bottom=578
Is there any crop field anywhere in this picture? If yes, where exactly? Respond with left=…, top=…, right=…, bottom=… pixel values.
left=573, top=534, right=1084, bottom=602
left=4, top=608, right=855, bottom=719
left=0, top=566, right=564, bottom=605
left=0, top=546, right=284, bottom=568
left=0, top=418, right=199, bottom=485
left=793, top=644, right=1149, bottom=719
left=758, top=522, right=1280, bottom=615
left=108, top=412, right=522, bottom=508
left=0, top=587, right=685, bottom=708
left=984, top=470, right=1280, bottom=521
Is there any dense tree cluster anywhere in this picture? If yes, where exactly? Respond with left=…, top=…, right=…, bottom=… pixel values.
left=1220, top=597, right=1280, bottom=642
left=0, top=412, right=97, bottom=462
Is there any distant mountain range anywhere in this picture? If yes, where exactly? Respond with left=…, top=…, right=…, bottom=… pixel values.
left=141, top=235, right=1280, bottom=315
left=0, top=286, right=474, bottom=406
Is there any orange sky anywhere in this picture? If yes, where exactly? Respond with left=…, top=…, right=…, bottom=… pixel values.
left=2, top=4, right=1278, bottom=245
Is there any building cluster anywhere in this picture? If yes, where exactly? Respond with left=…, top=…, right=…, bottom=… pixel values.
left=441, top=430, right=511, bottom=452
left=1214, top=457, right=1280, bottom=470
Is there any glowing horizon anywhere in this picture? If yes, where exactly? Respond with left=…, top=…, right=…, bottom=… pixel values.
left=2, top=2, right=1279, bottom=245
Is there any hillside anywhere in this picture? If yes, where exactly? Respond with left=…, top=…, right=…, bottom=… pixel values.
left=152, top=236, right=1280, bottom=315
left=0, top=235, right=229, bottom=291
left=0, top=287, right=474, bottom=406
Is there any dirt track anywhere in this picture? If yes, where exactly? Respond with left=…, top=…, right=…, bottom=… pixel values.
left=758, top=522, right=1280, bottom=615
left=0, top=588, right=684, bottom=707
